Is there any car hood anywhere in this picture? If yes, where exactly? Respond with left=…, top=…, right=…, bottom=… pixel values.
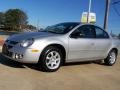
left=8, top=32, right=58, bottom=42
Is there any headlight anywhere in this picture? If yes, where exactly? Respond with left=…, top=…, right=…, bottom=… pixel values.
left=20, top=38, right=34, bottom=47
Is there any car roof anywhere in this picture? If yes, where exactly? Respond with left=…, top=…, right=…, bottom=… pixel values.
left=60, top=22, right=97, bottom=26
left=60, top=22, right=80, bottom=25
left=58, top=22, right=104, bottom=30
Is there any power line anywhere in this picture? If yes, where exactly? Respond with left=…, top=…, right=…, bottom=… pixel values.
left=113, top=5, right=120, bottom=16
left=112, top=0, right=120, bottom=5
left=112, top=0, right=120, bottom=17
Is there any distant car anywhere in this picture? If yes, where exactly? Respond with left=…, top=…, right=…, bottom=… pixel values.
left=2, top=22, right=120, bottom=72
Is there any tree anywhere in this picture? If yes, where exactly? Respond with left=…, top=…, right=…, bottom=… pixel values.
left=118, top=34, right=120, bottom=39
left=27, top=25, right=36, bottom=30
left=0, top=12, right=5, bottom=28
left=4, top=9, right=28, bottom=31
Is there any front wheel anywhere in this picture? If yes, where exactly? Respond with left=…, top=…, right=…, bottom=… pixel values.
left=39, top=46, right=63, bottom=72
left=104, top=50, right=117, bottom=66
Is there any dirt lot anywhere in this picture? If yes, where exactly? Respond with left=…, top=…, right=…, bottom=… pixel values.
left=0, top=53, right=120, bottom=90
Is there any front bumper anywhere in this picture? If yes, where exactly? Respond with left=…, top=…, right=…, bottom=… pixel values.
left=2, top=42, right=40, bottom=64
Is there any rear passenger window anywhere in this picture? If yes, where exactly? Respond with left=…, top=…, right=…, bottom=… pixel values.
left=95, top=27, right=109, bottom=39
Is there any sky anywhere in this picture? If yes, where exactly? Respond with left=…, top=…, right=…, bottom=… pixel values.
left=0, top=0, right=120, bottom=34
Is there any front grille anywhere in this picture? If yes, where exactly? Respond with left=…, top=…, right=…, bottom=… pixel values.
left=6, top=40, right=9, bottom=42
left=7, top=45, right=13, bottom=49
left=2, top=44, right=8, bottom=54
left=2, top=40, right=18, bottom=57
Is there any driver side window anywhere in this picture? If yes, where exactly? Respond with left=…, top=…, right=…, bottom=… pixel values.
left=71, top=25, right=95, bottom=38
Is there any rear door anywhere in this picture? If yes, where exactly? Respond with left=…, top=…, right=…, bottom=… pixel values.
left=94, top=26, right=111, bottom=59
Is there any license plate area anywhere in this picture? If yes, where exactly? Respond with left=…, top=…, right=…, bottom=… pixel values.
left=2, top=44, right=13, bottom=57
left=2, top=44, right=8, bottom=54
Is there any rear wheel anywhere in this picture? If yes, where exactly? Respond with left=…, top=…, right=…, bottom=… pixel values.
left=104, top=50, right=117, bottom=66
left=39, top=46, right=63, bottom=72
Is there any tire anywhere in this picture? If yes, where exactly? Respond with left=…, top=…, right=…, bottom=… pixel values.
left=39, top=46, right=63, bottom=72
left=104, top=50, right=117, bottom=66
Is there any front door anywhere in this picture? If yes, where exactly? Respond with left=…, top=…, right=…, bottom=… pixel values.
left=68, top=25, right=96, bottom=62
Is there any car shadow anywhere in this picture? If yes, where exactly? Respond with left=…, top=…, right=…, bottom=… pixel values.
left=0, top=53, right=25, bottom=68
left=0, top=53, right=105, bottom=72
left=63, top=60, right=105, bottom=66
left=0, top=53, right=43, bottom=71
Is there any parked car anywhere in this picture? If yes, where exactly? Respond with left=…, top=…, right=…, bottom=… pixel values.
left=2, top=22, right=120, bottom=72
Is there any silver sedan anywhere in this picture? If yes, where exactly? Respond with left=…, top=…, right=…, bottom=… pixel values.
left=2, top=22, right=120, bottom=72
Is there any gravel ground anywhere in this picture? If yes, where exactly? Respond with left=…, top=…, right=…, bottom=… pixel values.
left=0, top=52, right=120, bottom=90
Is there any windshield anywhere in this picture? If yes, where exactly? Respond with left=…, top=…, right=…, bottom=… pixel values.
left=42, top=23, right=79, bottom=34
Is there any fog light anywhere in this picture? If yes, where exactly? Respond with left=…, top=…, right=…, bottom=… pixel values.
left=19, top=54, right=23, bottom=59
left=12, top=53, right=16, bottom=59
left=15, top=54, right=19, bottom=59
left=14, top=53, right=23, bottom=59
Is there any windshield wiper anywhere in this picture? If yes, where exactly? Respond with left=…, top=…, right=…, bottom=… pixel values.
left=40, top=30, right=47, bottom=32
left=47, top=30, right=57, bottom=34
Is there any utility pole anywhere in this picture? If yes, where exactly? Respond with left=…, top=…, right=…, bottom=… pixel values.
left=37, top=19, right=40, bottom=31
left=104, top=0, right=110, bottom=31
left=87, top=0, right=92, bottom=23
